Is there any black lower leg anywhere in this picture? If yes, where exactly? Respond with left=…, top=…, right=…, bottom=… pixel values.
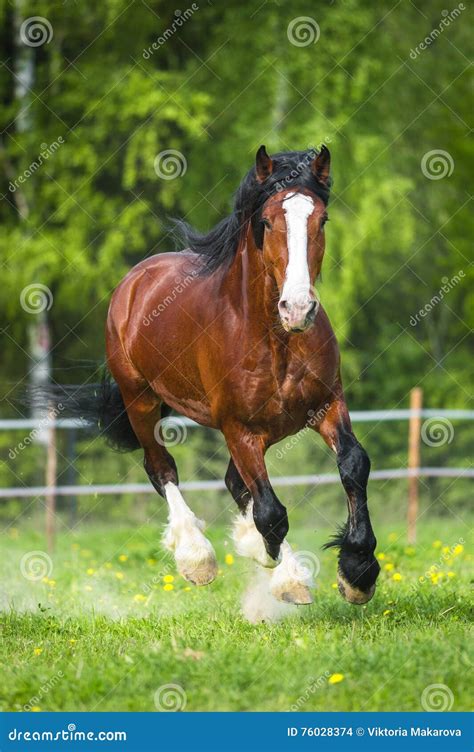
left=144, top=448, right=178, bottom=498
left=327, top=431, right=380, bottom=595
left=225, top=459, right=252, bottom=513
left=252, top=479, right=289, bottom=561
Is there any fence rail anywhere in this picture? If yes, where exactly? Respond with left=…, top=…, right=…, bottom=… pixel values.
left=1, top=408, right=473, bottom=430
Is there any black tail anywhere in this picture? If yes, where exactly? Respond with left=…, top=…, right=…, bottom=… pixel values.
left=25, top=370, right=140, bottom=452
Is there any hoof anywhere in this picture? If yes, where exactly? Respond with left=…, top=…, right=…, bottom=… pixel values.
left=337, top=571, right=375, bottom=605
left=271, top=581, right=313, bottom=605
left=177, top=554, right=218, bottom=586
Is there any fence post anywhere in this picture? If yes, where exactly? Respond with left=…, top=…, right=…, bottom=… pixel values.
left=45, top=413, right=57, bottom=553
left=407, top=387, right=423, bottom=544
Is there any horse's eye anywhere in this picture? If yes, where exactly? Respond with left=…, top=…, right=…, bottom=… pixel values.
left=321, top=214, right=329, bottom=228
left=262, top=218, right=272, bottom=230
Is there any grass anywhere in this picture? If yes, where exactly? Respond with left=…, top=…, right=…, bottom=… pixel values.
left=0, top=516, right=472, bottom=712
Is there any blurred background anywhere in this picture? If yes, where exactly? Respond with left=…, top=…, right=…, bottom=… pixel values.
left=0, top=0, right=472, bottom=529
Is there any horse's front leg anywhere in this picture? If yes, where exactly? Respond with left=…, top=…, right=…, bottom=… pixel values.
left=316, top=397, right=380, bottom=604
left=223, top=435, right=312, bottom=607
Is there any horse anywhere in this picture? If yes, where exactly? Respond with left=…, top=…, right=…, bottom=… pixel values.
left=44, top=145, right=380, bottom=610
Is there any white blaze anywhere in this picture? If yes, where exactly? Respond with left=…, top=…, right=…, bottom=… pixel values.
left=281, top=192, right=314, bottom=306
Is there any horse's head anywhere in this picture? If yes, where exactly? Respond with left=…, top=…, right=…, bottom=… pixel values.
left=255, top=145, right=330, bottom=333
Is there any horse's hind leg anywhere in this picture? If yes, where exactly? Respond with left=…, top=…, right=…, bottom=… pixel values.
left=118, top=381, right=217, bottom=585
left=225, top=457, right=312, bottom=606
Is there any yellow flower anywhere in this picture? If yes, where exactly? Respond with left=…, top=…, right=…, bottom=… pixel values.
left=118, top=554, right=128, bottom=562
left=225, top=553, right=234, bottom=566
left=328, top=673, right=344, bottom=684
left=404, top=547, right=415, bottom=556
left=69, top=639, right=76, bottom=645
left=163, top=583, right=174, bottom=592
left=33, top=647, right=43, bottom=656
left=31, top=706, right=41, bottom=712
left=384, top=563, right=394, bottom=572
left=432, top=540, right=442, bottom=549
left=447, top=571, right=455, bottom=578
left=48, top=579, right=56, bottom=587
left=377, top=553, right=386, bottom=561
left=115, top=572, right=124, bottom=580
left=184, top=586, right=191, bottom=591
left=42, top=577, right=49, bottom=584
left=133, top=594, right=146, bottom=603
left=392, top=573, right=403, bottom=581
left=105, top=562, right=112, bottom=569
left=86, top=568, right=95, bottom=576
left=388, top=533, right=397, bottom=542
left=442, top=546, right=450, bottom=555
left=453, top=544, right=464, bottom=556
left=383, top=609, right=391, bottom=616
left=431, top=575, right=439, bottom=585
left=331, top=583, right=338, bottom=589
left=84, top=585, right=92, bottom=592
left=163, top=574, right=174, bottom=584
left=147, top=558, right=157, bottom=566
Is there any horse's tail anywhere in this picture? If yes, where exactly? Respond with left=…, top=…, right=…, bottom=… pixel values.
left=24, top=370, right=141, bottom=452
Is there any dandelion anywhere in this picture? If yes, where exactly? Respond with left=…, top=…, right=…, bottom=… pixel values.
left=69, top=639, right=76, bottom=645
left=105, top=562, right=112, bottom=569
left=133, top=594, right=146, bottom=603
left=163, top=583, right=174, bottom=592
left=86, top=568, right=95, bottom=576
left=377, top=553, right=386, bottom=561
left=163, top=574, right=174, bottom=584
left=42, top=577, right=49, bottom=584
left=442, top=546, right=450, bottom=555
left=447, top=571, right=455, bottom=578
left=48, top=579, right=56, bottom=587
left=118, top=554, right=128, bottom=562
left=453, top=544, right=464, bottom=556
left=31, top=706, right=41, bottom=712
left=331, top=583, right=338, bottom=589
left=383, top=609, right=391, bottom=616
left=431, top=575, right=439, bottom=585
left=184, top=586, right=191, bottom=591
left=388, top=532, right=397, bottom=542
left=115, top=572, right=124, bottom=580
left=33, top=647, right=42, bottom=656
left=84, top=585, right=92, bottom=592
left=225, top=553, right=234, bottom=566
left=392, top=573, right=403, bottom=582
left=404, top=547, right=415, bottom=556
left=147, top=558, right=157, bottom=565
left=432, top=540, right=442, bottom=549
left=384, top=563, right=394, bottom=572
left=328, top=673, right=344, bottom=684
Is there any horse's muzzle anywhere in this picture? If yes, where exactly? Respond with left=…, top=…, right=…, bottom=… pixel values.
left=279, top=299, right=318, bottom=332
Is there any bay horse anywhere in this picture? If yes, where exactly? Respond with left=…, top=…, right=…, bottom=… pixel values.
left=46, top=146, right=380, bottom=610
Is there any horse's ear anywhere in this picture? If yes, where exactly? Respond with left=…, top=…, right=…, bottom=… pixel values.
left=311, top=145, right=331, bottom=186
left=255, top=145, right=273, bottom=183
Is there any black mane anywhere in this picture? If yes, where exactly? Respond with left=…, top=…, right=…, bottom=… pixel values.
left=174, top=148, right=331, bottom=274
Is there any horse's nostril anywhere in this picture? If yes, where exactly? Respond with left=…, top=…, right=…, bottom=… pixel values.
left=307, top=300, right=317, bottom=315
left=279, top=299, right=288, bottom=311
